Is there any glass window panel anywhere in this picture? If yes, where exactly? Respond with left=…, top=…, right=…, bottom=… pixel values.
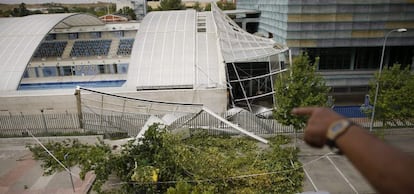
left=90, top=32, right=101, bottom=39
left=98, top=64, right=106, bottom=74
left=60, top=66, right=73, bottom=76
left=68, top=33, right=78, bottom=40
left=113, top=31, right=124, bottom=38
left=117, top=63, right=129, bottom=74
left=45, top=34, right=56, bottom=41
left=42, top=67, right=58, bottom=77
left=23, top=69, right=29, bottom=78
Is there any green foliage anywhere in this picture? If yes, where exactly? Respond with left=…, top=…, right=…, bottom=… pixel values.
left=0, top=3, right=116, bottom=17
left=117, top=7, right=137, bottom=20
left=273, top=53, right=330, bottom=130
left=28, top=138, right=113, bottom=192
left=205, top=1, right=236, bottom=11
left=147, top=5, right=154, bottom=12
left=368, top=64, right=414, bottom=127
left=11, top=3, right=30, bottom=17
left=0, top=131, right=98, bottom=138
left=205, top=3, right=211, bottom=11
left=166, top=181, right=213, bottom=194
left=216, top=1, right=236, bottom=10
left=192, top=2, right=203, bottom=12
left=158, top=0, right=186, bottom=11
left=46, top=7, right=69, bottom=14
left=29, top=125, right=303, bottom=193
left=69, top=5, right=115, bottom=17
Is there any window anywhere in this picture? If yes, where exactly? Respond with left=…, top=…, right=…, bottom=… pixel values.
left=197, top=28, right=206, bottom=32
left=45, top=34, right=56, bottom=41
left=74, top=65, right=84, bottom=76
left=350, top=86, right=368, bottom=93
left=90, top=32, right=101, bottom=39
left=354, top=47, right=381, bottom=69
left=98, top=64, right=106, bottom=74
left=34, top=67, right=40, bottom=77
left=84, top=65, right=98, bottom=75
left=331, top=87, right=348, bottom=93
left=112, top=63, right=118, bottom=74
left=113, top=31, right=124, bottom=38
left=307, top=48, right=352, bottom=70
left=60, top=66, right=73, bottom=76
left=68, top=33, right=78, bottom=40
left=23, top=69, right=29, bottom=78
left=117, top=63, right=129, bottom=74
left=42, top=67, right=58, bottom=77
left=25, top=67, right=38, bottom=78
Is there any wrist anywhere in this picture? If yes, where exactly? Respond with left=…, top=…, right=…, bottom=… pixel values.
left=326, top=119, right=353, bottom=150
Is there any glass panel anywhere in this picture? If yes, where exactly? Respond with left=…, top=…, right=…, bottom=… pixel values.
left=84, top=65, right=99, bottom=75
left=45, top=34, right=56, bottom=41
left=98, top=64, right=106, bottom=74
left=113, top=31, right=124, bottom=38
left=117, top=63, right=129, bottom=74
left=42, top=67, right=58, bottom=77
left=23, top=69, right=29, bottom=78
left=61, top=66, right=73, bottom=76
left=68, top=33, right=78, bottom=40
left=90, top=32, right=101, bottom=39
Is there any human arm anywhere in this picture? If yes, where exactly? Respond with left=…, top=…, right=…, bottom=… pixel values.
left=292, top=107, right=414, bottom=194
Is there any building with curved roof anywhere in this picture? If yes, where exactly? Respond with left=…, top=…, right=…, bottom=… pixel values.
left=0, top=4, right=288, bottom=114
left=0, top=13, right=104, bottom=92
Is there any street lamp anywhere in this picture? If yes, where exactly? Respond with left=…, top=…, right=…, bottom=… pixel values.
left=369, top=28, right=407, bottom=131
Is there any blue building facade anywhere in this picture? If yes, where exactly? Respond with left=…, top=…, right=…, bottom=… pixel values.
left=236, top=0, right=414, bottom=104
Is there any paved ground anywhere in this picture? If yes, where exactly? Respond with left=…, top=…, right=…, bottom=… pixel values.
left=0, top=137, right=98, bottom=194
left=298, top=128, right=414, bottom=194
left=0, top=129, right=412, bottom=194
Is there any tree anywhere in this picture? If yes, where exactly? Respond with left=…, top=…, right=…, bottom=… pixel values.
left=158, top=0, right=186, bottom=11
left=369, top=64, right=414, bottom=128
left=205, top=1, right=236, bottom=11
left=216, top=1, right=236, bottom=10
left=205, top=3, right=211, bottom=11
left=147, top=5, right=154, bottom=12
left=11, top=3, right=31, bottom=17
left=273, top=53, right=330, bottom=131
left=192, top=2, right=203, bottom=12
left=29, top=125, right=303, bottom=193
left=28, top=138, right=113, bottom=192
left=117, top=7, right=137, bottom=20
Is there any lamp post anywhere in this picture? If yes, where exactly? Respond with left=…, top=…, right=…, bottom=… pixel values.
left=369, top=28, right=407, bottom=131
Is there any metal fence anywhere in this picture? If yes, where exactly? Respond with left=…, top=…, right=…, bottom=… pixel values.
left=82, top=112, right=152, bottom=135
left=169, top=111, right=297, bottom=136
left=1, top=106, right=412, bottom=138
left=0, top=113, right=82, bottom=137
left=0, top=111, right=297, bottom=137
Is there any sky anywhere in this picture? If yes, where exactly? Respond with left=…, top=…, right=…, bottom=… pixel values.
left=1, top=0, right=215, bottom=4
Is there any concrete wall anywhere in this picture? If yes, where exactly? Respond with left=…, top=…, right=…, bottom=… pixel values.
left=0, top=88, right=228, bottom=115
left=0, top=92, right=78, bottom=115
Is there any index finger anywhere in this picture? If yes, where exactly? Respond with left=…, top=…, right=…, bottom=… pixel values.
left=291, top=107, right=317, bottom=116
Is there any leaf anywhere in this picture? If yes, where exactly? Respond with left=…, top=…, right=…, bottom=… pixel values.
left=274, top=53, right=330, bottom=130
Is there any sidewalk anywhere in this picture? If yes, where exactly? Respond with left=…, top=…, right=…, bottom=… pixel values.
left=298, top=128, right=414, bottom=194
left=0, top=137, right=98, bottom=194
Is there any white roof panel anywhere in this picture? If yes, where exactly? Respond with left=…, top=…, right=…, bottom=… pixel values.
left=211, top=3, right=288, bottom=63
left=126, top=3, right=285, bottom=91
left=128, top=10, right=203, bottom=90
